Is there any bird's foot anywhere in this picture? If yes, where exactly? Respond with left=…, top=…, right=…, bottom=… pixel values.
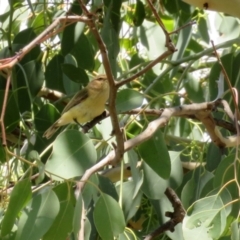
left=74, top=118, right=83, bottom=127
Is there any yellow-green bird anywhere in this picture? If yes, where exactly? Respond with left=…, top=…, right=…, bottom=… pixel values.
left=43, top=74, right=109, bottom=139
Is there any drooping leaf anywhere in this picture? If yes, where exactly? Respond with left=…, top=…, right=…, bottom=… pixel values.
left=133, top=0, right=145, bottom=27
left=61, top=22, right=85, bottom=56
left=93, top=193, right=125, bottom=240
left=1, top=179, right=32, bottom=237
left=43, top=183, right=75, bottom=240
left=197, top=15, right=210, bottom=44
left=45, top=54, right=65, bottom=93
left=138, top=128, right=171, bottom=179
left=120, top=180, right=142, bottom=221
left=71, top=34, right=95, bottom=71
left=14, top=189, right=60, bottom=240
left=141, top=162, right=168, bottom=199
left=101, top=2, right=120, bottom=77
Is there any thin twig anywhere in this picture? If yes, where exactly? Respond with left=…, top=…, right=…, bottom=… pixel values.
left=0, top=16, right=91, bottom=70
left=169, top=21, right=196, bottom=35
left=76, top=101, right=231, bottom=193
left=145, top=0, right=171, bottom=46
left=0, top=73, right=11, bottom=146
left=116, top=50, right=175, bottom=88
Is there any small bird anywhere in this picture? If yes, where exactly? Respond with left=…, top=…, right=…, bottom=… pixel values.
left=43, top=74, right=109, bottom=139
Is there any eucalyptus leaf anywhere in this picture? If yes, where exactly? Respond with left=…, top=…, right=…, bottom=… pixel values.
left=45, top=130, right=97, bottom=180
left=138, top=128, right=171, bottom=179
left=14, top=189, right=60, bottom=240
left=93, top=193, right=125, bottom=240
left=1, top=179, right=32, bottom=237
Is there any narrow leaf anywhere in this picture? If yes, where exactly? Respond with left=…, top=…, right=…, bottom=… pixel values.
left=138, top=128, right=171, bottom=179
left=1, top=179, right=32, bottom=237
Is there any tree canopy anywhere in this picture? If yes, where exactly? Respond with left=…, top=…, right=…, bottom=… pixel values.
left=0, top=0, right=240, bottom=240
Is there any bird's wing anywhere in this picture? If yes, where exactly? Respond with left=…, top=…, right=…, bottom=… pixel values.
left=62, top=88, right=89, bottom=114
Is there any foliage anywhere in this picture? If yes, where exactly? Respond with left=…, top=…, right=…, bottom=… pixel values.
left=0, top=0, right=240, bottom=240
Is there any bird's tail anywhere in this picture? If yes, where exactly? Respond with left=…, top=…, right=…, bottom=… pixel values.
left=43, top=121, right=60, bottom=139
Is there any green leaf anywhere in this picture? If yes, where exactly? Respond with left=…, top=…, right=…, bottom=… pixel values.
left=213, top=154, right=240, bottom=217
left=133, top=0, right=145, bottom=26
left=163, top=0, right=190, bottom=14
left=62, top=54, right=82, bottom=95
left=205, top=142, right=222, bottom=171
left=198, top=15, right=210, bottom=44
left=43, top=183, right=75, bottom=240
left=170, top=24, right=192, bottom=78
left=61, top=64, right=89, bottom=84
left=45, top=130, right=97, bottom=180
left=68, top=0, right=82, bottom=15
left=35, top=103, right=60, bottom=133
left=18, top=60, right=44, bottom=98
left=138, top=128, right=171, bottom=179
left=14, top=189, right=60, bottom=240
left=13, top=28, right=40, bottom=64
left=231, top=220, right=240, bottom=240
left=125, top=150, right=143, bottom=199
left=181, top=177, right=196, bottom=209
left=184, top=72, right=205, bottom=102
left=31, top=152, right=45, bottom=185
left=1, top=179, right=32, bottom=237
left=209, top=53, right=233, bottom=102
left=137, top=20, right=166, bottom=64
left=168, top=151, right=183, bottom=189
left=98, top=175, right=119, bottom=201
left=181, top=168, right=214, bottom=209
left=184, top=194, right=228, bottom=239
left=187, top=195, right=224, bottom=226
left=73, top=194, right=83, bottom=239
left=120, top=181, right=142, bottom=221
left=30, top=11, right=50, bottom=35
left=0, top=90, right=20, bottom=132
left=45, top=54, right=65, bottom=93
left=151, top=196, right=184, bottom=240
left=141, top=162, right=168, bottom=199
left=82, top=175, right=99, bottom=208
left=8, top=0, right=24, bottom=7
left=218, top=16, right=240, bottom=42
left=93, top=193, right=125, bottom=240
left=61, top=22, right=85, bottom=56
left=14, top=60, right=43, bottom=113
left=71, top=34, right=95, bottom=71
left=103, top=0, right=121, bottom=33
left=116, top=89, right=144, bottom=113
left=0, top=145, right=6, bottom=163
left=214, top=154, right=240, bottom=189
left=101, top=3, right=120, bottom=77
left=182, top=223, right=212, bottom=240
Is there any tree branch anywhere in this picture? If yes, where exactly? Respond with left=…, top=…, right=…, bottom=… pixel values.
left=0, top=16, right=91, bottom=70
left=144, top=187, right=186, bottom=240
left=76, top=100, right=234, bottom=193
left=82, top=6, right=124, bottom=164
